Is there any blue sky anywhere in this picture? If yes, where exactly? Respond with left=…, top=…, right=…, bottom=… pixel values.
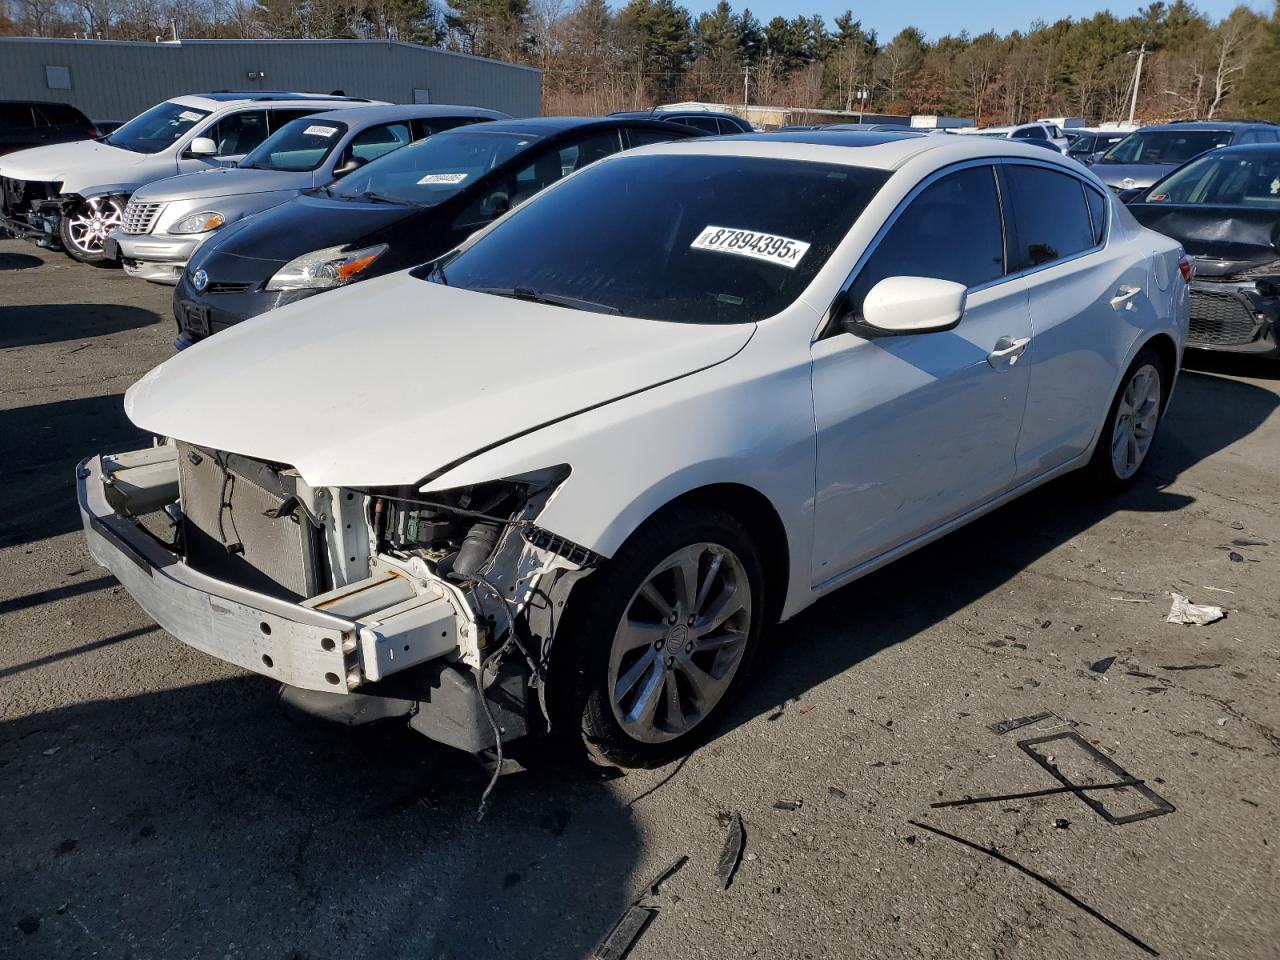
left=678, top=0, right=1270, bottom=41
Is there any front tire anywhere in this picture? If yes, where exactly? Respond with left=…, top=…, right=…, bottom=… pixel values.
left=58, top=196, right=124, bottom=265
left=556, top=503, right=765, bottom=768
left=1088, top=346, right=1167, bottom=489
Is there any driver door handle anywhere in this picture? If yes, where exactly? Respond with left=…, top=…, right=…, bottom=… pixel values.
left=987, top=335, right=1031, bottom=369
left=1110, top=284, right=1142, bottom=310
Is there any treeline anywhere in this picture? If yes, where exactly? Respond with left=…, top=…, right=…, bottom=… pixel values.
left=4, top=0, right=1280, bottom=123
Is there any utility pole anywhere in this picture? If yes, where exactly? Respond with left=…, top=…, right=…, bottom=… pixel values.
left=743, top=65, right=750, bottom=107
left=1127, top=43, right=1146, bottom=126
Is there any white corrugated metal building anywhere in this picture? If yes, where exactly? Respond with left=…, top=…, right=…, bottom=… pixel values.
left=0, top=38, right=541, bottom=121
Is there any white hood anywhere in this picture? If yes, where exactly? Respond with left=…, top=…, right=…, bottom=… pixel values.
left=125, top=272, right=755, bottom=488
left=0, top=139, right=147, bottom=187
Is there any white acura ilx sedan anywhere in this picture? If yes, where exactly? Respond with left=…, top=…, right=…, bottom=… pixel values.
left=78, top=130, right=1189, bottom=767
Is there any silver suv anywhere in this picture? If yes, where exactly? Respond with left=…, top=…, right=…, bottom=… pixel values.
left=0, top=91, right=379, bottom=263
left=108, top=104, right=507, bottom=284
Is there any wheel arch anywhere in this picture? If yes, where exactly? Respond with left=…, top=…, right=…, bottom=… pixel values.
left=629, top=482, right=791, bottom=627
left=1139, top=331, right=1179, bottom=411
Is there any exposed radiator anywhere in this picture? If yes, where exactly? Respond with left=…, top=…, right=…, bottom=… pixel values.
left=176, top=442, right=327, bottom=600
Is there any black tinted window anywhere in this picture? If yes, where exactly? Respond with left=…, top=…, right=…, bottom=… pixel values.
left=678, top=116, right=721, bottom=134
left=0, top=104, right=34, bottom=126
left=1013, top=126, right=1047, bottom=140
left=36, top=103, right=87, bottom=125
left=1005, top=165, right=1096, bottom=268
left=437, top=154, right=889, bottom=324
left=850, top=165, right=1004, bottom=316
left=626, top=126, right=685, bottom=147
left=1085, top=186, right=1108, bottom=245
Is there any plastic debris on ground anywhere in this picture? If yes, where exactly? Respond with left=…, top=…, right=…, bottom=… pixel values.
left=1167, top=592, right=1225, bottom=626
left=1089, top=656, right=1116, bottom=674
left=715, top=810, right=746, bottom=890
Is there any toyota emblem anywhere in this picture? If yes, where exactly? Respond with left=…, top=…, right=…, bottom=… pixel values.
left=191, top=268, right=208, bottom=292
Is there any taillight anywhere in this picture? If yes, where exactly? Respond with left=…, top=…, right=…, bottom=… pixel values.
left=88, top=126, right=100, bottom=138
left=1178, top=254, right=1194, bottom=283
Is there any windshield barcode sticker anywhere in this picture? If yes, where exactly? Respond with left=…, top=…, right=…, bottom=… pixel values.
left=690, top=226, right=810, bottom=268
left=417, top=172, right=468, bottom=185
left=304, top=124, right=339, bottom=137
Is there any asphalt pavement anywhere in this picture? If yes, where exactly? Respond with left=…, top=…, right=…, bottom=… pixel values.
left=2, top=239, right=1277, bottom=959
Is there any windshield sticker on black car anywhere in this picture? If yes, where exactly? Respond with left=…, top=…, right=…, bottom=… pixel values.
left=418, top=172, right=469, bottom=185
left=304, top=124, right=339, bottom=137
left=690, top=226, right=811, bottom=269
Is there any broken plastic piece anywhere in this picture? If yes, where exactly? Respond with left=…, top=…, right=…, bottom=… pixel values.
left=773, top=799, right=802, bottom=811
left=907, top=819, right=1159, bottom=956
left=1089, top=656, right=1116, bottom=674
left=594, top=904, right=656, bottom=960
left=1053, top=818, right=1071, bottom=830
left=930, top=778, right=1142, bottom=809
left=639, top=855, right=688, bottom=898
left=989, top=711, right=1054, bottom=735
left=1167, top=592, right=1225, bottom=626
left=715, top=811, right=745, bottom=890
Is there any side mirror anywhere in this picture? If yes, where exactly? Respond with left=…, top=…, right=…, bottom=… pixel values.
left=187, top=136, right=218, bottom=157
left=482, top=192, right=510, bottom=217
left=848, top=276, right=967, bottom=336
left=332, top=156, right=366, bottom=178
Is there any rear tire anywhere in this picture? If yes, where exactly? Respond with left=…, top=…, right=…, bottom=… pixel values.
left=58, top=196, right=124, bottom=265
left=553, top=503, right=765, bottom=768
left=1087, top=346, right=1167, bottom=490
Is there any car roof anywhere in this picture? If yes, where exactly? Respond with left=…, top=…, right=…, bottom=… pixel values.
left=623, top=129, right=1097, bottom=174
left=302, top=104, right=509, bottom=124
left=1138, top=120, right=1275, bottom=132
left=450, top=115, right=690, bottom=138
left=610, top=109, right=744, bottom=120
left=1212, top=141, right=1280, bottom=154
left=169, top=92, right=384, bottom=111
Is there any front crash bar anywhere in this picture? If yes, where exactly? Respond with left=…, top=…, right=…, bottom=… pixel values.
left=77, top=446, right=461, bottom=694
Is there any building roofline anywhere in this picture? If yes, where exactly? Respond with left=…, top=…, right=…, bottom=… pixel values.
left=0, top=36, right=542, bottom=75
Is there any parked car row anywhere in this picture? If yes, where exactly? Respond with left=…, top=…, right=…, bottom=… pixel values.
left=72, top=128, right=1191, bottom=767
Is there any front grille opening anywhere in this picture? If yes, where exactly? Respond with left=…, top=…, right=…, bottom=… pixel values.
left=121, top=200, right=164, bottom=235
left=176, top=442, right=330, bottom=601
left=1189, top=290, right=1259, bottom=346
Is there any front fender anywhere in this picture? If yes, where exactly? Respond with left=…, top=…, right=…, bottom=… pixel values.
left=422, top=326, right=820, bottom=620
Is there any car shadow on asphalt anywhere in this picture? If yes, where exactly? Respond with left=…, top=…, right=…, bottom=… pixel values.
left=0, top=302, right=160, bottom=349
left=0, top=394, right=149, bottom=548
left=723, top=365, right=1279, bottom=734
left=0, top=674, right=642, bottom=959
left=1183, top=349, right=1280, bottom=381
left=0, top=251, right=43, bottom=272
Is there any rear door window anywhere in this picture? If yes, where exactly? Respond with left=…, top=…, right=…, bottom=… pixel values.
left=625, top=126, right=685, bottom=148
left=677, top=116, right=722, bottom=135
left=1084, top=186, right=1108, bottom=245
left=35, top=103, right=87, bottom=126
left=848, top=165, right=1005, bottom=318
left=0, top=104, right=35, bottom=127
left=1004, top=164, right=1098, bottom=269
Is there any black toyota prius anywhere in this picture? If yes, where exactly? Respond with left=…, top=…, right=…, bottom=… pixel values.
left=172, top=116, right=697, bottom=348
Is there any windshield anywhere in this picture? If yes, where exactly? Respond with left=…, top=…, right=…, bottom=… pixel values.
left=1142, top=151, right=1280, bottom=208
left=432, top=154, right=889, bottom=324
left=240, top=117, right=348, bottom=171
left=330, top=130, right=536, bottom=205
left=1100, top=129, right=1231, bottom=165
left=106, top=101, right=211, bottom=154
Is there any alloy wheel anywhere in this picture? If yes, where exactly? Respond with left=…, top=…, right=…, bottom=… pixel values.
left=65, top=196, right=124, bottom=255
left=607, top=542, right=753, bottom=744
left=1110, top=362, right=1162, bottom=480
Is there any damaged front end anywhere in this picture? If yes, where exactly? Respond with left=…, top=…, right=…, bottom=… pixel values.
left=0, top=177, right=70, bottom=248
left=77, top=440, right=599, bottom=753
